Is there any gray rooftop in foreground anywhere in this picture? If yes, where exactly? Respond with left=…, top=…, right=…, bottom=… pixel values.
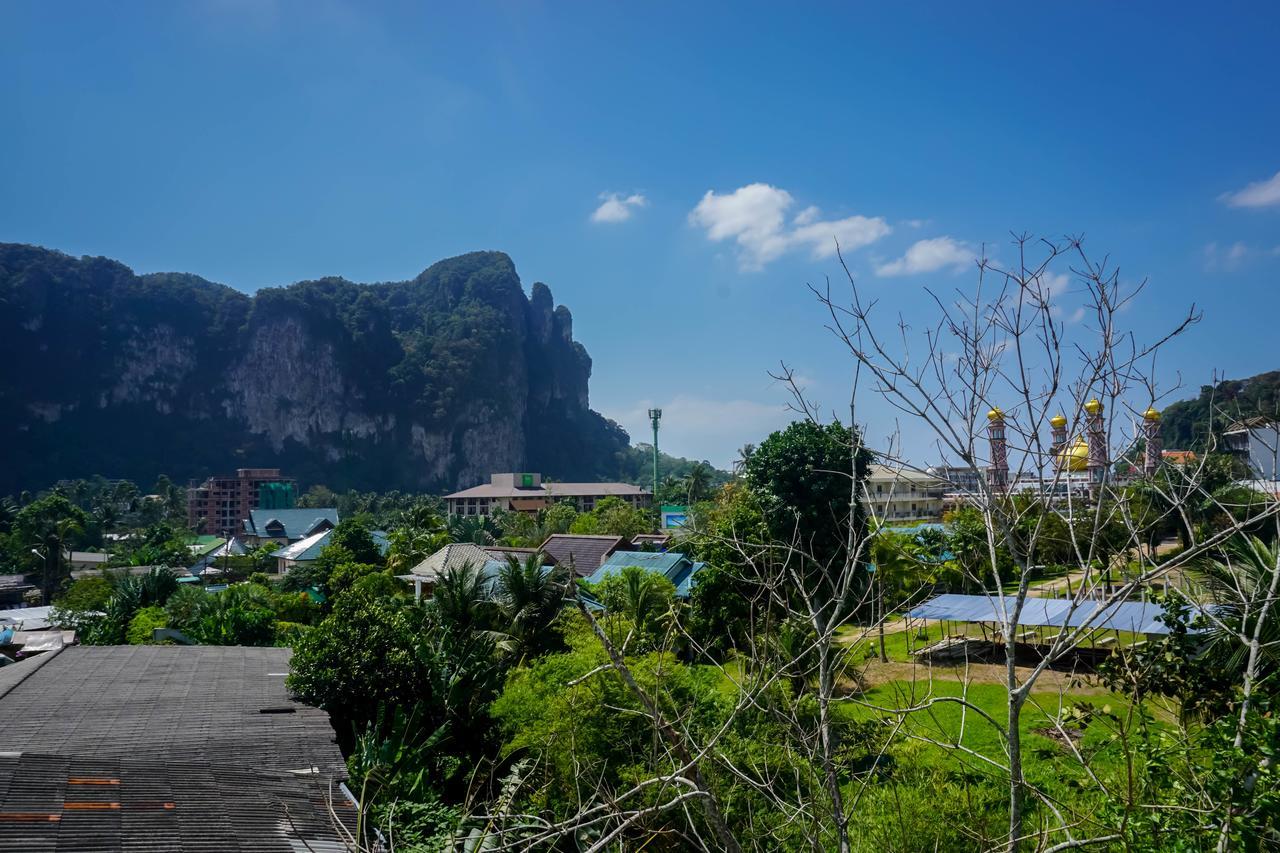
left=0, top=646, right=350, bottom=852
left=0, top=752, right=354, bottom=853
left=0, top=646, right=344, bottom=774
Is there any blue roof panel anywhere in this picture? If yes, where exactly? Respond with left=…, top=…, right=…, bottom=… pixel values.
left=905, top=593, right=1207, bottom=635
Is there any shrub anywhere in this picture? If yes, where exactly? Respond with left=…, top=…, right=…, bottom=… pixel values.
left=126, top=606, right=169, bottom=645
left=56, top=575, right=113, bottom=613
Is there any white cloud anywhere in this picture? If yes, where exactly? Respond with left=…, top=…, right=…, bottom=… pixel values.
left=688, top=183, right=890, bottom=270
left=874, top=236, right=976, bottom=277
left=1203, top=240, right=1255, bottom=272
left=605, top=394, right=792, bottom=469
left=1220, top=171, right=1280, bottom=208
left=1039, top=271, right=1071, bottom=298
left=591, top=192, right=648, bottom=224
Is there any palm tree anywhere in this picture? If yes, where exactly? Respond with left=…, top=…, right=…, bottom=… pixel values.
left=448, top=514, right=501, bottom=546
left=734, top=443, right=756, bottom=476
left=31, top=516, right=83, bottom=605
left=0, top=496, right=17, bottom=534
left=681, top=462, right=714, bottom=504
left=494, top=553, right=570, bottom=660
left=1192, top=535, right=1280, bottom=693
left=608, top=565, right=671, bottom=638
left=430, top=561, right=495, bottom=637
left=387, top=516, right=449, bottom=573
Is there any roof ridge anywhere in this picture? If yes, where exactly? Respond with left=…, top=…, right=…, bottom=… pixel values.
left=0, top=644, right=64, bottom=703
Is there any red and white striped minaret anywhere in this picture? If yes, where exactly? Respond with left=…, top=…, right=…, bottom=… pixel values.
left=1143, top=406, right=1162, bottom=476
left=987, top=406, right=1009, bottom=492
left=1085, top=397, right=1107, bottom=487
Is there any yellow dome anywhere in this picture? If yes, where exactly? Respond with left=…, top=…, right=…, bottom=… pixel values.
left=1084, top=397, right=1104, bottom=415
left=1143, top=406, right=1161, bottom=421
left=1057, top=436, right=1089, bottom=472
left=987, top=406, right=1004, bottom=422
left=1049, top=413, right=1068, bottom=429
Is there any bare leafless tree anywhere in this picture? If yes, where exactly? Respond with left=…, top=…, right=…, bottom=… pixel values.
left=459, top=234, right=1279, bottom=852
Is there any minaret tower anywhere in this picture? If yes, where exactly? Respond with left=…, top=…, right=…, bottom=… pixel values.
left=987, top=406, right=1009, bottom=492
left=1049, top=413, right=1068, bottom=465
left=1085, top=397, right=1107, bottom=488
left=1143, top=406, right=1162, bottom=476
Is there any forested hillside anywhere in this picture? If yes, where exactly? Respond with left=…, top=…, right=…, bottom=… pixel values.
left=1160, top=370, right=1280, bottom=449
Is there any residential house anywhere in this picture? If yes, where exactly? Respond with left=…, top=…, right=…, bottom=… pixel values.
left=1224, top=417, right=1280, bottom=480
left=0, top=574, right=37, bottom=610
left=539, top=534, right=624, bottom=576
left=445, top=472, right=651, bottom=516
left=241, top=508, right=338, bottom=546
left=399, top=543, right=506, bottom=602
left=484, top=545, right=557, bottom=566
left=64, top=551, right=110, bottom=571
left=631, top=533, right=672, bottom=549
left=274, top=528, right=389, bottom=575
left=585, top=550, right=705, bottom=599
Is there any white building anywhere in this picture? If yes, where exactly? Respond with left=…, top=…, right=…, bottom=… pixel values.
left=863, top=464, right=946, bottom=522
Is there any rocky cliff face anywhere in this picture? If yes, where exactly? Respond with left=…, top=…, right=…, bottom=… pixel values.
left=0, top=244, right=629, bottom=494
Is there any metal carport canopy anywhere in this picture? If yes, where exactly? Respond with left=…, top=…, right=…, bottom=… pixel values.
left=905, top=593, right=1201, bottom=635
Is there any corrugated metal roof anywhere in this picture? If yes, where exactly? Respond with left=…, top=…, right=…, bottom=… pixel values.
left=0, top=646, right=351, bottom=851
left=274, top=529, right=331, bottom=562
left=0, top=646, right=344, bottom=774
left=587, top=551, right=703, bottom=600
left=905, top=593, right=1207, bottom=635
left=0, top=607, right=53, bottom=630
left=0, top=752, right=355, bottom=852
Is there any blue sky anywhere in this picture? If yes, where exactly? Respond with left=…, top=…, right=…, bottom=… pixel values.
left=3, top=2, right=1279, bottom=468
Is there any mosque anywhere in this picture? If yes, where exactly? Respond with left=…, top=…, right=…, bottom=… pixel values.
left=985, top=398, right=1163, bottom=499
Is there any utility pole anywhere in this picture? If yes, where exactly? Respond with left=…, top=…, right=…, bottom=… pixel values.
left=648, top=408, right=662, bottom=501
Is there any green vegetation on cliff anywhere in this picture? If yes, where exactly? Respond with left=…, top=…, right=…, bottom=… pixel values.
left=0, top=244, right=628, bottom=493
left=1160, top=370, right=1280, bottom=449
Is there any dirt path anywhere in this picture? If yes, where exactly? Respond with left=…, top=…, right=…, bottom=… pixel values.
left=845, top=658, right=1113, bottom=695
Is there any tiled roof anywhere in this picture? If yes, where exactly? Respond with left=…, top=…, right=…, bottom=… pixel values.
left=243, top=509, right=338, bottom=541
left=0, top=575, right=34, bottom=592
left=538, top=535, right=624, bottom=576
left=0, top=752, right=355, bottom=853
left=0, top=646, right=344, bottom=775
left=483, top=546, right=556, bottom=565
left=409, top=543, right=495, bottom=579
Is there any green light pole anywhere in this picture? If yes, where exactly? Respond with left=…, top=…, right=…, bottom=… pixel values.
left=647, top=408, right=662, bottom=501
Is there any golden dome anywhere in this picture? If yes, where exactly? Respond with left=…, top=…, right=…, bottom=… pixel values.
left=1084, top=397, right=1104, bottom=415
left=1143, top=406, right=1161, bottom=421
left=1049, top=413, right=1068, bottom=429
left=1057, top=436, right=1090, bottom=472
left=987, top=406, right=1004, bottom=422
